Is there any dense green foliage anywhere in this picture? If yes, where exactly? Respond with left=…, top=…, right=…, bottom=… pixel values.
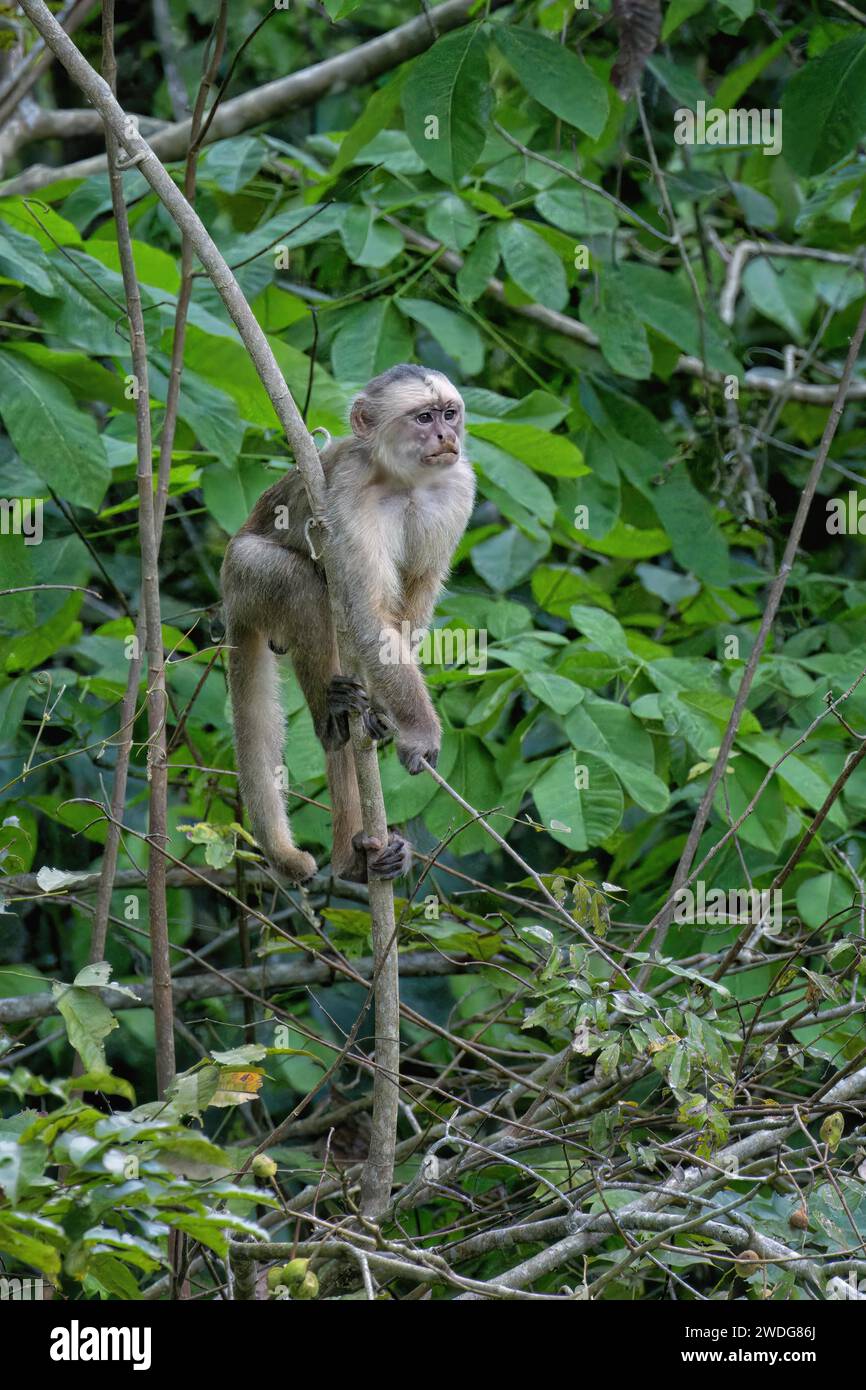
left=1, top=0, right=866, bottom=1301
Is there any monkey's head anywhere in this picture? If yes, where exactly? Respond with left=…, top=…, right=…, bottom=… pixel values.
left=349, top=364, right=465, bottom=482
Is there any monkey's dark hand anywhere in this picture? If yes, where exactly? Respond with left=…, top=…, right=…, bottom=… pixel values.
left=351, top=830, right=413, bottom=880
left=396, top=720, right=440, bottom=775
left=325, top=676, right=393, bottom=747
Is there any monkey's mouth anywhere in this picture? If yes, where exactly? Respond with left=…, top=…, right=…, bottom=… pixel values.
left=422, top=447, right=459, bottom=466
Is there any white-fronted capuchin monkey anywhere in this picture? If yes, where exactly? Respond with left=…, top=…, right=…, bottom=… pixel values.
left=221, top=365, right=476, bottom=884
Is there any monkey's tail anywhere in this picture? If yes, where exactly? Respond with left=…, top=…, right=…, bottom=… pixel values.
left=227, top=626, right=317, bottom=882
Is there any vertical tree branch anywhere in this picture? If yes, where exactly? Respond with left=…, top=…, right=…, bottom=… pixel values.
left=17, top=0, right=401, bottom=1212
left=89, top=5, right=228, bottom=960
left=100, top=0, right=174, bottom=1095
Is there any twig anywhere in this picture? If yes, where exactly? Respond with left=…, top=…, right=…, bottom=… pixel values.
left=0, top=584, right=100, bottom=597
left=492, top=119, right=676, bottom=245
left=101, top=0, right=174, bottom=1095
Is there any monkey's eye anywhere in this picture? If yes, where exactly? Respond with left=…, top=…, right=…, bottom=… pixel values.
left=415, top=412, right=433, bottom=424
left=443, top=409, right=457, bottom=422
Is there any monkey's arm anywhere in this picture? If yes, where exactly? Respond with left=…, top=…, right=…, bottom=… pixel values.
left=330, top=535, right=440, bottom=772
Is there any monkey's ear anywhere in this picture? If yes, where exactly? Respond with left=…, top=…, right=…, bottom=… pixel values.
left=350, top=396, right=375, bottom=438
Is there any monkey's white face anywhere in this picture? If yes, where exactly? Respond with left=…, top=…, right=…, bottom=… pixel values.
left=379, top=374, right=465, bottom=480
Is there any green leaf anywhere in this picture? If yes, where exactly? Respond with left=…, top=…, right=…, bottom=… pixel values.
left=525, top=671, right=583, bottom=715
left=397, top=297, right=484, bottom=375
left=330, top=70, right=408, bottom=177
left=0, top=1216, right=61, bottom=1277
left=425, top=193, right=480, bottom=252
left=0, top=351, right=109, bottom=509
left=471, top=527, right=549, bottom=591
left=456, top=226, right=501, bottom=302
left=324, top=0, right=364, bottom=18
left=715, top=26, right=802, bottom=110
left=0, top=222, right=54, bottom=294
left=494, top=27, right=608, bottom=138
left=200, top=136, right=268, bottom=193
left=339, top=206, right=404, bottom=268
left=661, top=0, right=707, bottom=40
left=87, top=1253, right=143, bottom=1300
left=469, top=421, right=587, bottom=477
left=570, top=605, right=634, bottom=665
left=712, top=754, right=788, bottom=853
left=202, top=459, right=275, bottom=535
left=533, top=750, right=624, bottom=851
left=470, top=438, right=555, bottom=524
left=5, top=343, right=131, bottom=410
left=402, top=26, right=491, bottom=183
left=582, top=283, right=652, bottom=379
left=796, top=872, right=852, bottom=931
left=782, top=34, right=866, bottom=176
left=497, top=221, right=568, bottom=312
left=532, top=566, right=613, bottom=618
left=535, top=185, right=618, bottom=235
left=151, top=364, right=244, bottom=467
left=565, top=697, right=670, bottom=813
left=615, top=264, right=740, bottom=377
left=424, top=732, right=500, bottom=855
left=0, top=1138, right=47, bottom=1204
left=742, top=258, right=817, bottom=342
left=52, top=983, right=118, bottom=1074
left=331, top=300, right=413, bottom=382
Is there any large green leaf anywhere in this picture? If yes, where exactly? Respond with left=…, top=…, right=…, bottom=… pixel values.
left=330, top=70, right=408, bottom=177
left=581, top=284, right=652, bottom=379
left=742, top=258, right=817, bottom=342
left=497, top=222, right=569, bottom=312
left=469, top=421, right=587, bottom=477
left=535, top=185, right=618, bottom=235
left=203, top=460, right=276, bottom=536
left=494, top=27, right=608, bottom=138
left=783, top=34, right=866, bottom=176
left=533, top=750, right=624, bottom=851
left=565, top=697, right=670, bottom=813
left=0, top=351, right=109, bottom=509
left=331, top=300, right=413, bottom=382
left=402, top=26, right=491, bottom=183
left=614, top=264, right=741, bottom=377
left=471, top=527, right=549, bottom=590
left=470, top=437, right=555, bottom=525
left=0, top=223, right=54, bottom=295
left=456, top=226, right=501, bottom=302
left=426, top=193, right=480, bottom=252
left=398, top=297, right=485, bottom=375
left=340, top=207, right=404, bottom=268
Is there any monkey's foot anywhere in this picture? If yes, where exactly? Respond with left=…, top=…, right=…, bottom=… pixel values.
left=397, top=734, right=440, bottom=776
left=326, top=676, right=392, bottom=744
left=351, top=830, right=413, bottom=881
